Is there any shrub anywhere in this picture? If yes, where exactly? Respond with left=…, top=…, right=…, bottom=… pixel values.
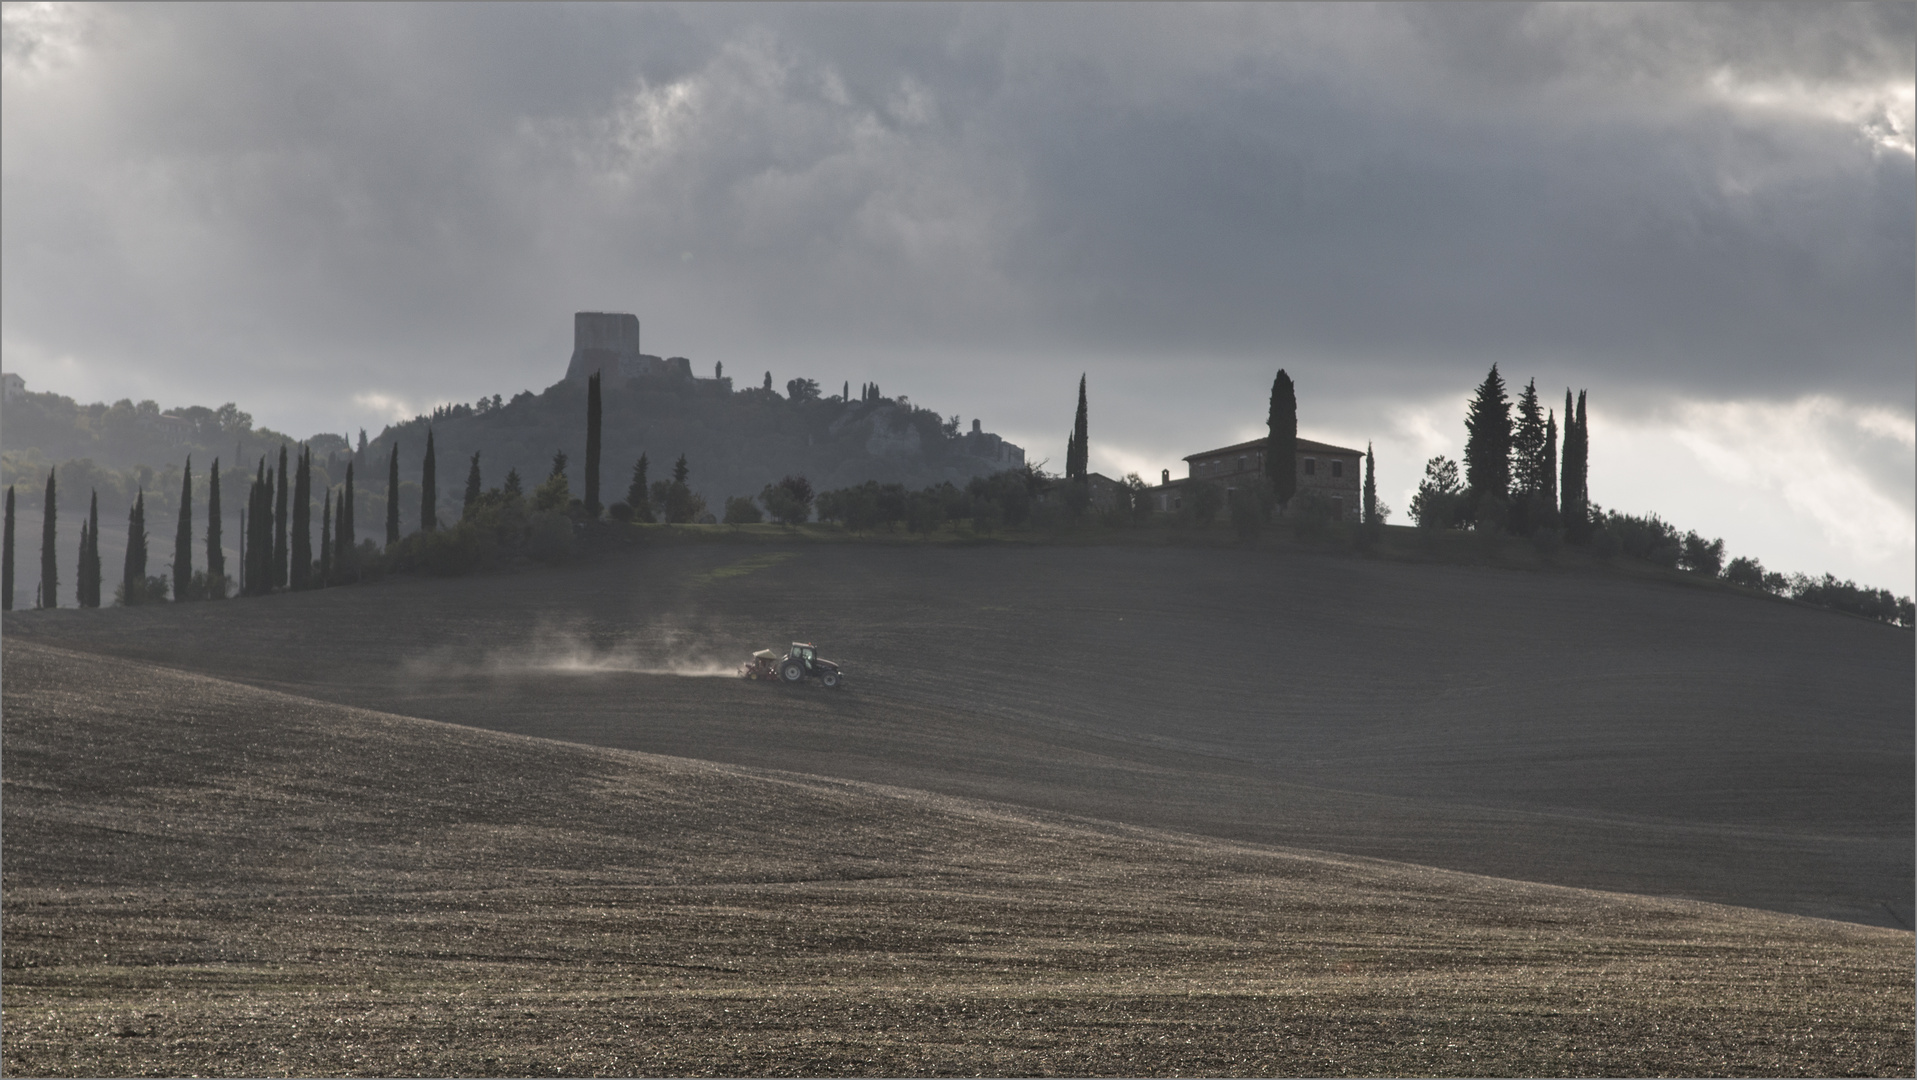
left=971, top=497, right=1003, bottom=534
left=723, top=496, right=763, bottom=525
left=608, top=501, right=633, bottom=523
left=761, top=475, right=813, bottom=525
left=1605, top=512, right=1680, bottom=567
left=1724, top=555, right=1765, bottom=588
left=1680, top=531, right=1725, bottom=577
left=115, top=574, right=171, bottom=605
left=526, top=510, right=575, bottom=564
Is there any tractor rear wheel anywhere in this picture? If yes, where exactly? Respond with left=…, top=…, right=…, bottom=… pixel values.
left=780, top=661, right=804, bottom=684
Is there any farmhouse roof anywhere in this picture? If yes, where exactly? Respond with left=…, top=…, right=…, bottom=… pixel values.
left=1183, top=436, right=1362, bottom=461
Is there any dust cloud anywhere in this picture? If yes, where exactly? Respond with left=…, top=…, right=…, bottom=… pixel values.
left=407, top=624, right=740, bottom=680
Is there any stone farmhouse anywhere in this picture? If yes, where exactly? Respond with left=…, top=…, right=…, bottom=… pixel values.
left=1154, top=436, right=1364, bottom=520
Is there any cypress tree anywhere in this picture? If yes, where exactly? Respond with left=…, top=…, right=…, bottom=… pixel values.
left=503, top=468, right=522, bottom=498
left=1069, top=375, right=1089, bottom=481
left=1266, top=370, right=1297, bottom=507
left=291, top=447, right=311, bottom=590
left=764, top=371, right=772, bottom=391
left=420, top=429, right=438, bottom=533
left=76, top=517, right=89, bottom=608
left=174, top=457, right=194, bottom=600
left=206, top=459, right=225, bottom=598
left=248, top=459, right=270, bottom=595
left=1542, top=410, right=1559, bottom=527
left=1463, top=366, right=1512, bottom=516
left=585, top=371, right=603, bottom=519
left=843, top=381, right=849, bottom=401
left=123, top=490, right=148, bottom=604
left=273, top=446, right=289, bottom=590
left=386, top=445, right=401, bottom=546
left=1512, top=379, right=1545, bottom=496
left=340, top=462, right=355, bottom=581
left=1509, top=379, right=1546, bottom=533
left=1363, top=443, right=1377, bottom=524
left=319, top=492, right=333, bottom=586
left=628, top=454, right=653, bottom=523
left=83, top=491, right=101, bottom=607
left=1560, top=389, right=1589, bottom=539
left=335, top=490, right=349, bottom=572
left=463, top=451, right=482, bottom=519
left=3, top=484, right=14, bottom=611
left=39, top=468, right=56, bottom=609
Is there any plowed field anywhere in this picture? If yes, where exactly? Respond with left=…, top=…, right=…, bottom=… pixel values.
left=5, top=537, right=1912, bottom=1074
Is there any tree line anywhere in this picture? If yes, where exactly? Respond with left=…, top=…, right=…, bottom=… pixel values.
left=1396, top=364, right=1912, bottom=628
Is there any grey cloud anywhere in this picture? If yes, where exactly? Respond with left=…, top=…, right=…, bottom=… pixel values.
left=1, top=2, right=1910, bottom=437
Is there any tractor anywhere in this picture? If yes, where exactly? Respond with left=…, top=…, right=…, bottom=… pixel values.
left=740, top=642, right=845, bottom=689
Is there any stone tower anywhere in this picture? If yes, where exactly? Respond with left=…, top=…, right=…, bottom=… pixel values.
left=565, top=312, right=644, bottom=382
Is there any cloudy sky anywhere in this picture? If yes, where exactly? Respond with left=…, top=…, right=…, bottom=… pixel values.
left=4, top=2, right=1912, bottom=590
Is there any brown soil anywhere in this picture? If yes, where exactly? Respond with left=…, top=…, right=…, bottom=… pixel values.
left=7, top=538, right=1914, bottom=1075
left=9, top=540, right=1910, bottom=927
left=5, top=640, right=1911, bottom=1077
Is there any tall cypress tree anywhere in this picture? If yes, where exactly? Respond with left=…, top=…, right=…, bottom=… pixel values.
left=464, top=452, right=482, bottom=519
left=420, top=429, right=438, bottom=533
left=585, top=371, right=603, bottom=518
left=249, top=459, right=271, bottom=596
left=1266, top=370, right=1297, bottom=507
left=76, top=516, right=89, bottom=608
left=1463, top=366, right=1512, bottom=516
left=1069, top=375, right=1089, bottom=481
left=1363, top=443, right=1377, bottom=525
left=39, top=468, right=57, bottom=609
left=628, top=454, right=653, bottom=522
left=174, top=457, right=194, bottom=600
left=1509, top=379, right=1546, bottom=533
left=1542, top=410, right=1559, bottom=528
left=386, top=445, right=401, bottom=546
left=273, top=445, right=289, bottom=590
left=319, top=492, right=333, bottom=586
left=291, top=447, right=311, bottom=590
left=335, top=490, right=349, bottom=572
left=339, top=462, right=355, bottom=580
left=1512, top=379, right=1545, bottom=496
left=1560, top=389, right=1589, bottom=539
left=123, top=490, right=148, bottom=604
left=3, top=484, right=14, bottom=611
left=206, top=458, right=225, bottom=598
left=84, top=491, right=102, bottom=607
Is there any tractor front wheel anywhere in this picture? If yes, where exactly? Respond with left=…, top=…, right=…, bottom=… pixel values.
left=781, top=661, right=804, bottom=684
left=821, top=671, right=841, bottom=689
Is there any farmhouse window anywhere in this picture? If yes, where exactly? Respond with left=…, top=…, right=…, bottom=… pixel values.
left=1331, top=460, right=1344, bottom=478
left=1304, top=458, right=1317, bottom=476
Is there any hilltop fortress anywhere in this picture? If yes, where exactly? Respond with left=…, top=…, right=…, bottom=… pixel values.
left=563, top=312, right=710, bottom=385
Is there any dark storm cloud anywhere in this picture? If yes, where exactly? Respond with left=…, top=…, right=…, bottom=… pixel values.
left=2, top=2, right=1910, bottom=421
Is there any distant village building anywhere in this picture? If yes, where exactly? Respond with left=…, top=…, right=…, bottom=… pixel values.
left=1155, top=436, right=1364, bottom=520
left=2, top=372, right=24, bottom=402
left=962, top=418, right=1026, bottom=470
